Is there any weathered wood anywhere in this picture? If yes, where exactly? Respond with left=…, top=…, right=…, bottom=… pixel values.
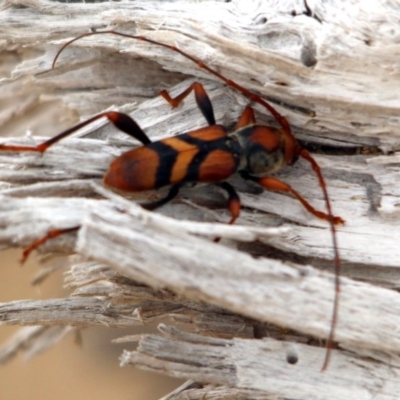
left=158, top=381, right=267, bottom=400
left=122, top=324, right=400, bottom=400
left=3, top=188, right=400, bottom=399
left=1, top=0, right=400, bottom=399
left=75, top=195, right=400, bottom=360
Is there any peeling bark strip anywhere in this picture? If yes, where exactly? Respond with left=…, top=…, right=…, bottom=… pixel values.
left=77, top=197, right=400, bottom=357
left=2, top=0, right=400, bottom=399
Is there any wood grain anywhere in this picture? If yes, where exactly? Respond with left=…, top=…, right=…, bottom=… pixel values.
left=1, top=0, right=400, bottom=399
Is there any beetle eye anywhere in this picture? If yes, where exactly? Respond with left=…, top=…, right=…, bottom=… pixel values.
left=247, top=148, right=284, bottom=175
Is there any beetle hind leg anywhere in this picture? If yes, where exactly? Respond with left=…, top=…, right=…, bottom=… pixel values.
left=0, top=111, right=151, bottom=154
left=20, top=226, right=80, bottom=264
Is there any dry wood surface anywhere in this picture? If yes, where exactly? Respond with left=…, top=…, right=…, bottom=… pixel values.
left=1, top=0, right=400, bottom=399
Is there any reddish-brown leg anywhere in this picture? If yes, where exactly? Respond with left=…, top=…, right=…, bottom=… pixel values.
left=21, top=226, right=80, bottom=264
left=255, top=176, right=344, bottom=225
left=0, top=111, right=151, bottom=153
left=235, top=106, right=256, bottom=129
left=160, top=81, right=216, bottom=126
left=212, top=182, right=241, bottom=243
left=217, top=182, right=241, bottom=225
left=21, top=184, right=182, bottom=264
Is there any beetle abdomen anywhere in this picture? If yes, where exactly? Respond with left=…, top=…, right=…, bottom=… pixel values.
left=104, top=125, right=240, bottom=192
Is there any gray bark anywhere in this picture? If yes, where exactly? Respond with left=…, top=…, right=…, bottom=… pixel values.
left=1, top=0, right=400, bottom=399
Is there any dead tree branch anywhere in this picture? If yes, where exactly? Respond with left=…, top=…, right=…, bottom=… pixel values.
left=1, top=0, right=400, bottom=399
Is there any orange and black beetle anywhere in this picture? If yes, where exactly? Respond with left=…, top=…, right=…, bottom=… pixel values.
left=0, top=30, right=343, bottom=369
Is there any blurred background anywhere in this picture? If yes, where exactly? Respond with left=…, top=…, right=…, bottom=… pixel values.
left=1, top=250, right=183, bottom=400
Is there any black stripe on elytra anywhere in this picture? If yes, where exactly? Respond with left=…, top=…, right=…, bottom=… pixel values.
left=149, top=141, right=179, bottom=188
left=178, top=134, right=240, bottom=182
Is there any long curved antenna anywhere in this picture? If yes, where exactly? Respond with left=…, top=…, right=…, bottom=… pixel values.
left=53, top=30, right=291, bottom=132
left=299, top=148, right=342, bottom=371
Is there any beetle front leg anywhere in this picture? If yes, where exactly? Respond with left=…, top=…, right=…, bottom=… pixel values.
left=160, top=82, right=216, bottom=126
left=242, top=174, right=344, bottom=225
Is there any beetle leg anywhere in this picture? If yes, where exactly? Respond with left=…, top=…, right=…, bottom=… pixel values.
left=160, top=82, right=216, bottom=126
left=142, top=184, right=181, bottom=210
left=0, top=111, right=151, bottom=153
left=235, top=106, right=256, bottom=129
left=21, top=184, right=181, bottom=263
left=211, top=182, right=241, bottom=243
left=216, top=182, right=241, bottom=225
left=242, top=174, right=344, bottom=225
left=20, top=226, right=80, bottom=264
